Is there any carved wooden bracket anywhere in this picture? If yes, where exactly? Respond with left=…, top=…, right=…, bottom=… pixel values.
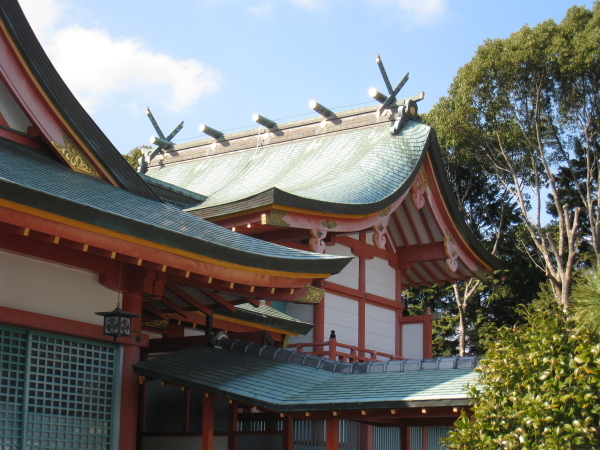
left=309, top=229, right=327, bottom=253
left=411, top=166, right=429, bottom=210
left=371, top=215, right=390, bottom=250
left=443, top=229, right=459, bottom=272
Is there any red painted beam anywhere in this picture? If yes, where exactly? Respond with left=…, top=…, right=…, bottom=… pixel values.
left=167, top=284, right=212, bottom=315
left=0, top=206, right=322, bottom=288
left=203, top=291, right=237, bottom=312
left=0, top=305, right=148, bottom=347
left=202, top=395, right=215, bottom=450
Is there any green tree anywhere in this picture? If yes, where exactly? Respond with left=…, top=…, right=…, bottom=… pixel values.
left=572, top=267, right=600, bottom=335
left=445, top=296, right=600, bottom=449
left=122, top=145, right=151, bottom=172
left=428, top=3, right=600, bottom=307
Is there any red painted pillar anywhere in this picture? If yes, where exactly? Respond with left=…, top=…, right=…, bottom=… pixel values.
left=328, top=338, right=337, bottom=360
left=422, top=426, right=429, bottom=450
left=228, top=401, right=238, bottom=450
left=119, top=293, right=142, bottom=450
left=400, top=425, right=410, bottom=450
left=282, top=415, right=294, bottom=450
left=358, top=300, right=366, bottom=359
left=202, top=394, right=215, bottom=450
left=326, top=418, right=339, bottom=450
left=360, top=423, right=374, bottom=450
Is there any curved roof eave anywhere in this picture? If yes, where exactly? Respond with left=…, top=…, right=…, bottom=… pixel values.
left=0, top=1, right=160, bottom=201
left=427, top=129, right=503, bottom=271
left=188, top=123, right=432, bottom=219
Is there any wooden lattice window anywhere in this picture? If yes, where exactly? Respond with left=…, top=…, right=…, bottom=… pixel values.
left=0, top=326, right=119, bottom=449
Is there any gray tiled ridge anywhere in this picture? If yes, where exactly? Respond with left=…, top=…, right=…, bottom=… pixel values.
left=220, top=338, right=478, bottom=374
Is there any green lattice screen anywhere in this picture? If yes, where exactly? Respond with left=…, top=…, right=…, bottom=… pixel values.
left=0, top=326, right=119, bottom=449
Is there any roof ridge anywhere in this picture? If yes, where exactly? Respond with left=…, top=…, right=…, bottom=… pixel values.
left=218, top=338, right=479, bottom=374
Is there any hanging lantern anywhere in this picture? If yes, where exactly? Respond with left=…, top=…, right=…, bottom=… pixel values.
left=96, top=307, right=140, bottom=340
left=95, top=263, right=139, bottom=340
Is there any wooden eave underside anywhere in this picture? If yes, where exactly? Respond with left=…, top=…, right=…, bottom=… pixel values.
left=212, top=152, right=497, bottom=287
left=0, top=205, right=319, bottom=336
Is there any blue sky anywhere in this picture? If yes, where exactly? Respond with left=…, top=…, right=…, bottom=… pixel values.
left=20, top=0, right=596, bottom=154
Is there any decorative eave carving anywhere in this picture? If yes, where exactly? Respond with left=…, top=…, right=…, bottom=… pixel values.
left=297, top=285, right=325, bottom=304
left=372, top=214, right=390, bottom=250
left=51, top=131, right=101, bottom=178
left=261, top=210, right=289, bottom=227
left=411, top=166, right=429, bottom=210
left=143, top=315, right=171, bottom=330
left=309, top=229, right=327, bottom=253
left=443, top=229, right=459, bottom=272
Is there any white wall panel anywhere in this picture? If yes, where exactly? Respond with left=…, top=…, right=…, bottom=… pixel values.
left=365, top=303, right=396, bottom=355
left=326, top=243, right=358, bottom=289
left=324, top=293, right=358, bottom=346
left=0, top=250, right=116, bottom=325
left=402, top=323, right=424, bottom=359
left=0, top=79, right=32, bottom=132
left=365, top=256, right=395, bottom=300
left=286, top=303, right=314, bottom=345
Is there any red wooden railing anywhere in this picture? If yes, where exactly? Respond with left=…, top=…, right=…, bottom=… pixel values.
left=286, top=339, right=404, bottom=363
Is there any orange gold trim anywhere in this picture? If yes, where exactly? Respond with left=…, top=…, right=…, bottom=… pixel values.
left=0, top=198, right=331, bottom=279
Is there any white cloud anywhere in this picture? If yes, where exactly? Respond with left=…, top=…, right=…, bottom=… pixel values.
left=291, top=0, right=325, bottom=11
left=247, top=2, right=276, bottom=17
left=48, top=26, right=219, bottom=113
left=19, top=0, right=220, bottom=114
left=248, top=0, right=326, bottom=17
left=370, top=0, right=449, bottom=24
left=18, top=0, right=66, bottom=42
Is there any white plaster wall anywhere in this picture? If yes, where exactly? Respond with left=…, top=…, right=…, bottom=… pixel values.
left=402, top=323, right=424, bottom=359
left=0, top=79, right=32, bottom=132
left=286, top=303, right=314, bottom=345
left=324, top=293, right=358, bottom=347
left=365, top=256, right=395, bottom=300
left=142, top=436, right=227, bottom=450
left=0, top=250, right=116, bottom=325
left=365, top=303, right=396, bottom=355
left=326, top=242, right=358, bottom=289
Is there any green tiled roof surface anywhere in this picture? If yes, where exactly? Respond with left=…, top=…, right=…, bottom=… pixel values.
left=217, top=303, right=314, bottom=335
left=134, top=341, right=477, bottom=411
left=0, top=138, right=352, bottom=275
left=146, top=121, right=430, bottom=216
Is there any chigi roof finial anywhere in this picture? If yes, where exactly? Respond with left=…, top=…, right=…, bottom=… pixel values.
left=139, top=107, right=184, bottom=173
left=371, top=53, right=409, bottom=115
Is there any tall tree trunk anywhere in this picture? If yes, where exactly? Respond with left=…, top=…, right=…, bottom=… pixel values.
left=453, top=280, right=480, bottom=357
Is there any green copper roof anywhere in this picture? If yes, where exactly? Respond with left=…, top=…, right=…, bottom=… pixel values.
left=134, top=340, right=477, bottom=412
left=222, top=302, right=313, bottom=335
left=0, top=138, right=352, bottom=275
left=146, top=120, right=430, bottom=217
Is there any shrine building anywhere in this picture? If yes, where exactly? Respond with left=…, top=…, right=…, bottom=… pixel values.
left=0, top=1, right=499, bottom=449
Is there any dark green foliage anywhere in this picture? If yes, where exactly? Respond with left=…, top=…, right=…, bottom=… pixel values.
left=445, top=297, right=600, bottom=449
left=122, top=145, right=150, bottom=172
left=571, top=267, right=600, bottom=335
left=427, top=2, right=600, bottom=306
